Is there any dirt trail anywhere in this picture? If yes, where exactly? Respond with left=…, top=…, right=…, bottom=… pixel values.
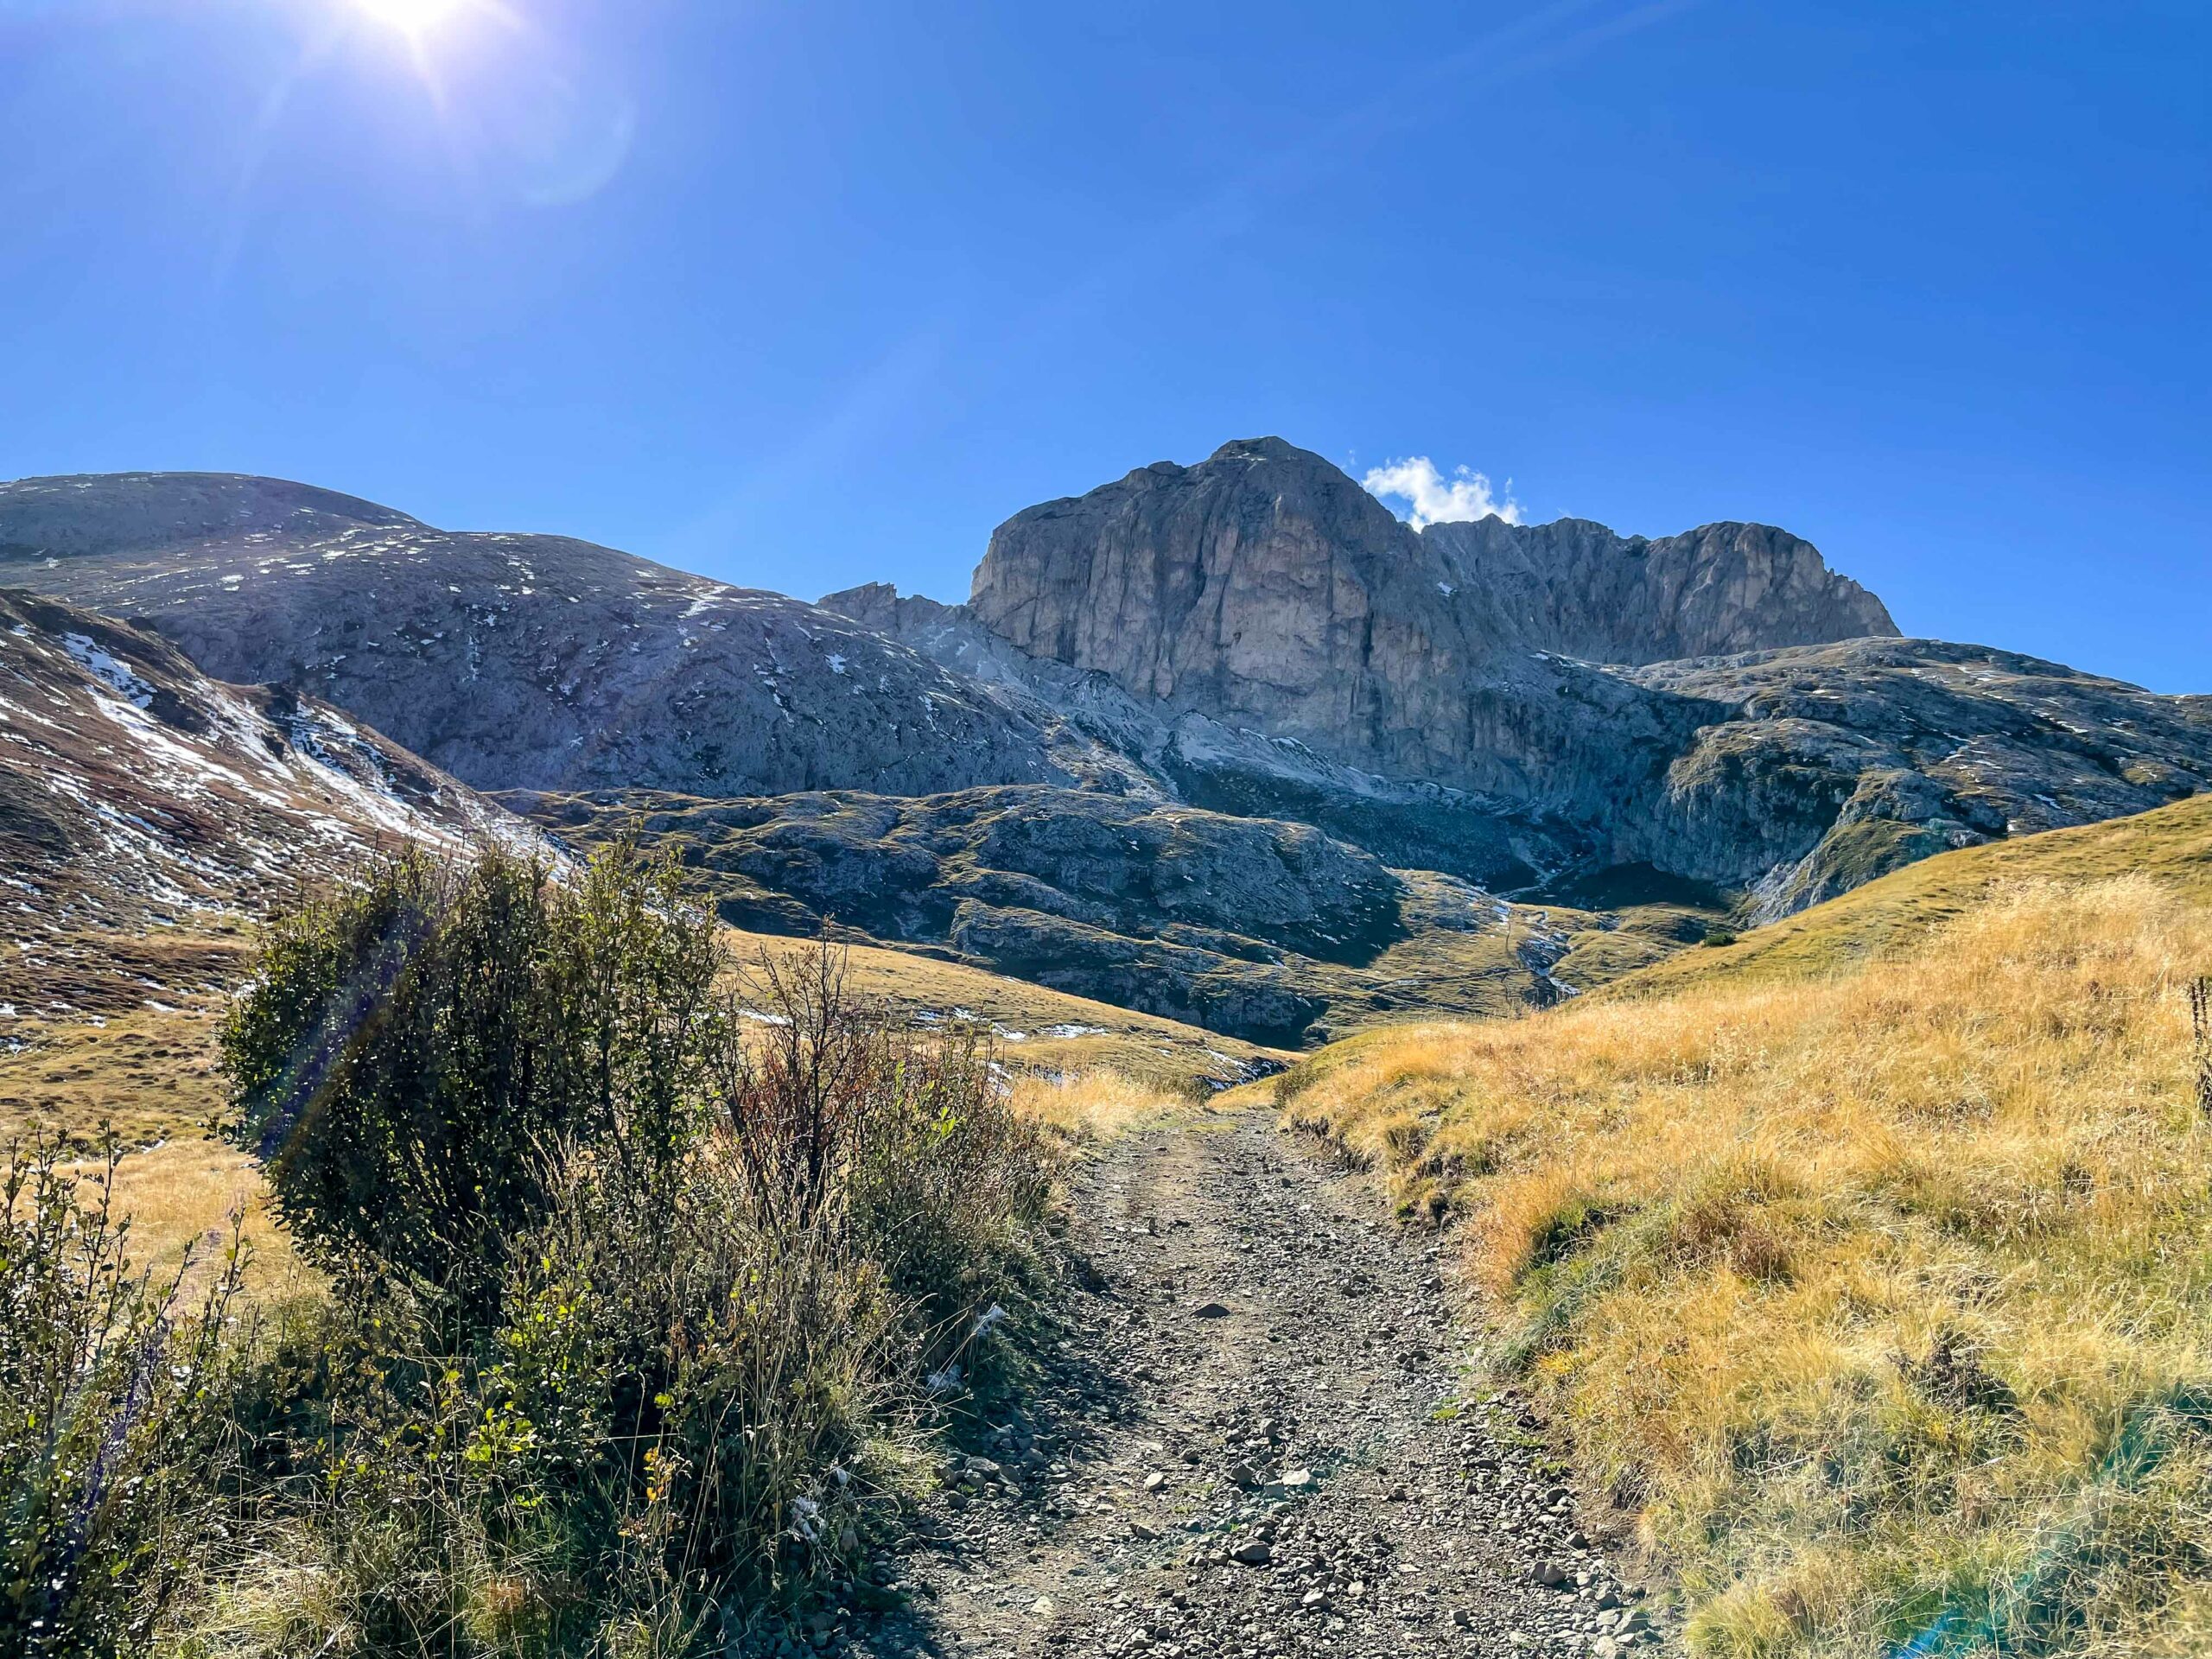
left=855, top=1111, right=1672, bottom=1659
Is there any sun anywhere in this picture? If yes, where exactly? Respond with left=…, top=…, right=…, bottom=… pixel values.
left=352, top=0, right=470, bottom=38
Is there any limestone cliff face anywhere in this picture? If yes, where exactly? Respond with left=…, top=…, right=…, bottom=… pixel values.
left=1420, top=515, right=1897, bottom=664
left=962, top=438, right=2209, bottom=916
left=967, top=437, right=1896, bottom=799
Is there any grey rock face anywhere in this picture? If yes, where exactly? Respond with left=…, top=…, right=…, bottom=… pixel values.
left=1420, top=515, right=1897, bottom=664
left=514, top=786, right=1606, bottom=1046
left=822, top=579, right=1594, bottom=891
left=1627, top=638, right=2212, bottom=915
left=967, top=437, right=1894, bottom=771
left=961, top=438, right=2210, bottom=918
left=0, top=473, right=1068, bottom=800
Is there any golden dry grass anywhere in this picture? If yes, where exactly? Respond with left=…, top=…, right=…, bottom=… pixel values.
left=1006, top=1068, right=1199, bottom=1143
left=1283, top=847, right=2212, bottom=1655
left=67, top=1137, right=315, bottom=1303
left=1620, top=792, right=2212, bottom=1000
left=721, top=925, right=1292, bottom=1086
left=0, top=1003, right=228, bottom=1146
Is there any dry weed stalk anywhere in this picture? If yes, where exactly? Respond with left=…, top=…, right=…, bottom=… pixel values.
left=2192, top=974, right=2211, bottom=1116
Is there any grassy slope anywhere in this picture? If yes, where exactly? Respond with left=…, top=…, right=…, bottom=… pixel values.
left=723, top=926, right=1288, bottom=1084
left=1617, top=793, right=2212, bottom=998
left=1278, top=795, right=2212, bottom=1657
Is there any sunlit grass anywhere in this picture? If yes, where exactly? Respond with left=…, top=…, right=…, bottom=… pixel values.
left=1283, top=809, right=2212, bottom=1656
left=1007, top=1068, right=1196, bottom=1144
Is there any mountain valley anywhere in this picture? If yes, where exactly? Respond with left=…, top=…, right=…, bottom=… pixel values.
left=6, top=441, right=2203, bottom=1046
left=5, top=443, right=2209, bottom=1659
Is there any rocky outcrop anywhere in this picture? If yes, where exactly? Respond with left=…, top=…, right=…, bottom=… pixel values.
left=963, top=438, right=2209, bottom=918
left=1420, top=515, right=1897, bottom=664
left=821, top=579, right=1596, bottom=891
left=0, top=473, right=1069, bottom=800
left=968, top=438, right=1894, bottom=753
left=1626, top=639, right=2212, bottom=914
left=513, top=787, right=1638, bottom=1046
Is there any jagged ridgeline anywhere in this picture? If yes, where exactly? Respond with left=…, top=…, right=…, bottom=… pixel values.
left=3, top=444, right=2208, bottom=1043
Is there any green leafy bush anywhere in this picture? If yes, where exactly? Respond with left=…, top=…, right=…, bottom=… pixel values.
left=151, top=850, right=1063, bottom=1656
left=221, top=845, right=718, bottom=1309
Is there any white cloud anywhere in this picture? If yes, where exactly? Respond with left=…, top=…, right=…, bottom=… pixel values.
left=1362, top=456, right=1522, bottom=529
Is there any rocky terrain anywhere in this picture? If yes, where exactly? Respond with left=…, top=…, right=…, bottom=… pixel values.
left=959, top=438, right=2212, bottom=915
left=968, top=437, right=1891, bottom=706
left=0, top=588, right=530, bottom=1015
left=834, top=1109, right=1666, bottom=1659
left=0, top=472, right=1075, bottom=799
left=518, top=786, right=1701, bottom=1046
left=4, top=445, right=2207, bottom=1039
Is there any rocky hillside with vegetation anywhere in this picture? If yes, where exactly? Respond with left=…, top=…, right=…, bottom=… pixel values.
left=5, top=447, right=2208, bottom=1042
left=0, top=588, right=530, bottom=1015
left=516, top=785, right=1714, bottom=1046
left=957, top=437, right=2212, bottom=916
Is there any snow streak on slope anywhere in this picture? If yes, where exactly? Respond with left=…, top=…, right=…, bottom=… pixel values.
left=0, top=589, right=537, bottom=1015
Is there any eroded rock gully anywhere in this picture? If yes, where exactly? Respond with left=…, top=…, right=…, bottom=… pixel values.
left=844, top=1114, right=1673, bottom=1659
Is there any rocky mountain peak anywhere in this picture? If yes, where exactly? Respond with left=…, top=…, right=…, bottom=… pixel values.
left=966, top=437, right=1901, bottom=787
left=1420, top=513, right=1898, bottom=664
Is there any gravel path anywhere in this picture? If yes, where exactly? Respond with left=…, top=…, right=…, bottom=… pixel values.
left=849, top=1111, right=1675, bottom=1659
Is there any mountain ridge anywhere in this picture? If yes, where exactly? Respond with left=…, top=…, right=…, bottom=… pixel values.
left=4, top=444, right=2205, bottom=1043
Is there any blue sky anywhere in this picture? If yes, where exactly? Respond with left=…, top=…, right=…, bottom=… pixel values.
left=3, top=0, right=2206, bottom=690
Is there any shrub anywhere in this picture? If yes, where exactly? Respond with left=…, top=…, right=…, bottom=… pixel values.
left=718, top=943, right=1058, bottom=1385
left=190, top=1138, right=897, bottom=1657
left=168, top=873, right=1063, bottom=1657
left=221, top=844, right=720, bottom=1309
left=0, top=1139, right=245, bottom=1659
left=20, top=849, right=1065, bottom=1658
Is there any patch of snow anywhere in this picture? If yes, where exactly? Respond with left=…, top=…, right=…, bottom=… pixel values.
left=62, top=633, right=156, bottom=709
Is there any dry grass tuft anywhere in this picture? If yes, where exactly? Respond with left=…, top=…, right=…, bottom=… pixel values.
left=1007, top=1068, right=1197, bottom=1144
left=1285, top=865, right=2212, bottom=1656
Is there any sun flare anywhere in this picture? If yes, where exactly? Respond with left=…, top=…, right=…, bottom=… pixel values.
left=352, top=0, right=468, bottom=37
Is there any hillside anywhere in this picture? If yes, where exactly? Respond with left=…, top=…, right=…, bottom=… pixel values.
left=517, top=785, right=1722, bottom=1046
left=5, top=449, right=2209, bottom=1046
left=0, top=588, right=531, bottom=1016
left=1617, top=790, right=2212, bottom=995
left=0, top=472, right=1077, bottom=798
left=1273, top=798, right=2212, bottom=1655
